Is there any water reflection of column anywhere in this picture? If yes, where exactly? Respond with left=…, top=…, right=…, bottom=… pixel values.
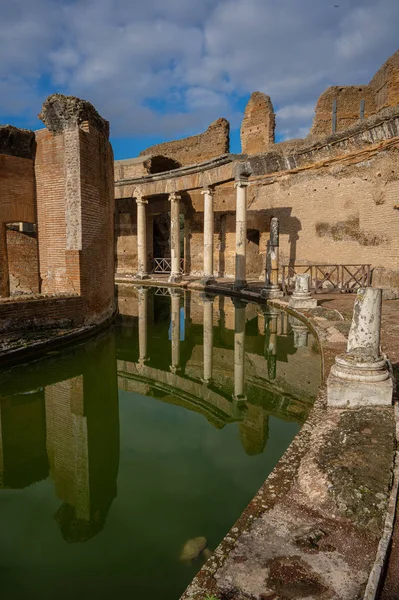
left=137, top=286, right=149, bottom=365
left=233, top=298, right=247, bottom=402
left=170, top=289, right=182, bottom=374
left=201, top=293, right=214, bottom=383
left=264, top=307, right=278, bottom=381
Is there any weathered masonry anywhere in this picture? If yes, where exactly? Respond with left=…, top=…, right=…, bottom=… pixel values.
left=114, top=49, right=399, bottom=296
left=0, top=94, right=115, bottom=332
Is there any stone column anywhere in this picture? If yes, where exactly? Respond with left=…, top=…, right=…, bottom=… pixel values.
left=261, top=217, right=283, bottom=298
left=169, top=192, right=182, bottom=283
left=289, top=273, right=317, bottom=309
left=201, top=293, right=214, bottom=383
left=0, top=223, right=9, bottom=298
left=201, top=188, right=215, bottom=283
left=135, top=193, right=150, bottom=279
left=233, top=298, right=247, bottom=402
left=234, top=179, right=249, bottom=290
left=289, top=315, right=309, bottom=348
left=327, top=288, right=393, bottom=407
left=137, top=287, right=149, bottom=365
left=170, top=289, right=182, bottom=373
left=263, top=307, right=278, bottom=381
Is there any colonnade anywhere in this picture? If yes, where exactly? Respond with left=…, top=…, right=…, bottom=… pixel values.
left=133, top=172, right=282, bottom=290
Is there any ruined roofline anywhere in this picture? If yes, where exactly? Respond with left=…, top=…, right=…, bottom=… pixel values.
left=38, top=93, right=110, bottom=138
left=115, top=152, right=243, bottom=186
left=0, top=125, right=36, bottom=159
left=115, top=104, right=399, bottom=188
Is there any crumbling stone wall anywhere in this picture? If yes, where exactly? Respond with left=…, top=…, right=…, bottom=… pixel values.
left=240, top=92, right=275, bottom=154
left=0, top=126, right=36, bottom=297
left=139, top=118, right=230, bottom=166
left=310, top=49, right=399, bottom=138
left=6, top=229, right=39, bottom=295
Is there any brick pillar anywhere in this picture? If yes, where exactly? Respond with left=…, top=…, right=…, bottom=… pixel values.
left=0, top=223, right=9, bottom=298
left=36, top=94, right=115, bottom=324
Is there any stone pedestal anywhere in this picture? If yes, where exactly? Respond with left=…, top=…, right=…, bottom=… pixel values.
left=169, top=193, right=182, bottom=283
left=135, top=193, right=150, bottom=280
left=201, top=188, right=215, bottom=284
left=289, top=273, right=317, bottom=309
left=234, top=180, right=248, bottom=290
left=261, top=217, right=283, bottom=299
left=327, top=288, right=393, bottom=408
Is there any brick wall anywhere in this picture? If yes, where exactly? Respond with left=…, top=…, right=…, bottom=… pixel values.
left=6, top=229, right=39, bottom=295
left=139, top=118, right=230, bottom=166
left=370, top=49, right=399, bottom=111
left=0, top=296, right=85, bottom=332
left=240, top=92, right=275, bottom=154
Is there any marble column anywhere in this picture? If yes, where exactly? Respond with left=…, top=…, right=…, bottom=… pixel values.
left=137, top=287, right=149, bottom=365
left=201, top=188, right=215, bottom=283
left=289, top=273, right=317, bottom=309
left=135, top=193, right=150, bottom=280
left=327, top=287, right=393, bottom=407
left=201, top=293, right=214, bottom=383
left=233, top=298, right=247, bottom=402
left=261, top=217, right=283, bottom=298
left=170, top=289, right=182, bottom=373
left=0, top=223, right=9, bottom=298
left=169, top=192, right=182, bottom=283
left=234, top=179, right=249, bottom=290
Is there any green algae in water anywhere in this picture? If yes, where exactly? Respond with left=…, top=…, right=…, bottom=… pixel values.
left=0, top=289, right=320, bottom=600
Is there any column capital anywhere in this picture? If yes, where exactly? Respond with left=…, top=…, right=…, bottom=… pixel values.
left=234, top=179, right=250, bottom=189
left=201, top=187, right=214, bottom=197
left=168, top=192, right=181, bottom=202
left=135, top=193, right=148, bottom=205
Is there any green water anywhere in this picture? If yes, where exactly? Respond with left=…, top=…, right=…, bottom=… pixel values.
left=0, top=288, right=320, bottom=600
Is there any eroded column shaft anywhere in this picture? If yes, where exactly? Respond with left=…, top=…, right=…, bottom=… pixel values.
left=347, top=287, right=382, bottom=355
left=169, top=193, right=181, bottom=283
left=266, top=217, right=279, bottom=287
left=136, top=195, right=149, bottom=278
left=234, top=181, right=248, bottom=289
left=202, top=188, right=214, bottom=280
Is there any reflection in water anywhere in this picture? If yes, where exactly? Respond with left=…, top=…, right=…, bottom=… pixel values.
left=0, top=287, right=321, bottom=600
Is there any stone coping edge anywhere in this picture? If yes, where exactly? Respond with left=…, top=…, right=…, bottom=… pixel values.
left=363, top=403, right=399, bottom=600
left=0, top=309, right=118, bottom=369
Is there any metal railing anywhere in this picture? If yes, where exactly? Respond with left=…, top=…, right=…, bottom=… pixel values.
left=281, top=264, right=371, bottom=294
left=152, top=258, right=184, bottom=274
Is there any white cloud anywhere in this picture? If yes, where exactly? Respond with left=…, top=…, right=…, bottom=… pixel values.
left=0, top=0, right=398, bottom=144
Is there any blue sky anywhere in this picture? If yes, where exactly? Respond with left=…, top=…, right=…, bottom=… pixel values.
left=0, top=0, right=398, bottom=159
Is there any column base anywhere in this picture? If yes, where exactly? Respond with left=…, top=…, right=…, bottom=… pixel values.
left=234, top=279, right=247, bottom=291
left=169, top=365, right=182, bottom=375
left=327, top=353, right=393, bottom=407
left=135, top=273, right=150, bottom=280
left=137, top=357, right=150, bottom=367
left=327, top=372, right=393, bottom=408
left=168, top=273, right=182, bottom=284
left=289, top=293, right=317, bottom=309
left=261, top=286, right=284, bottom=299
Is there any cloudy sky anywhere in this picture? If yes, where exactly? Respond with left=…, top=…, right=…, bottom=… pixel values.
left=0, top=0, right=397, bottom=158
